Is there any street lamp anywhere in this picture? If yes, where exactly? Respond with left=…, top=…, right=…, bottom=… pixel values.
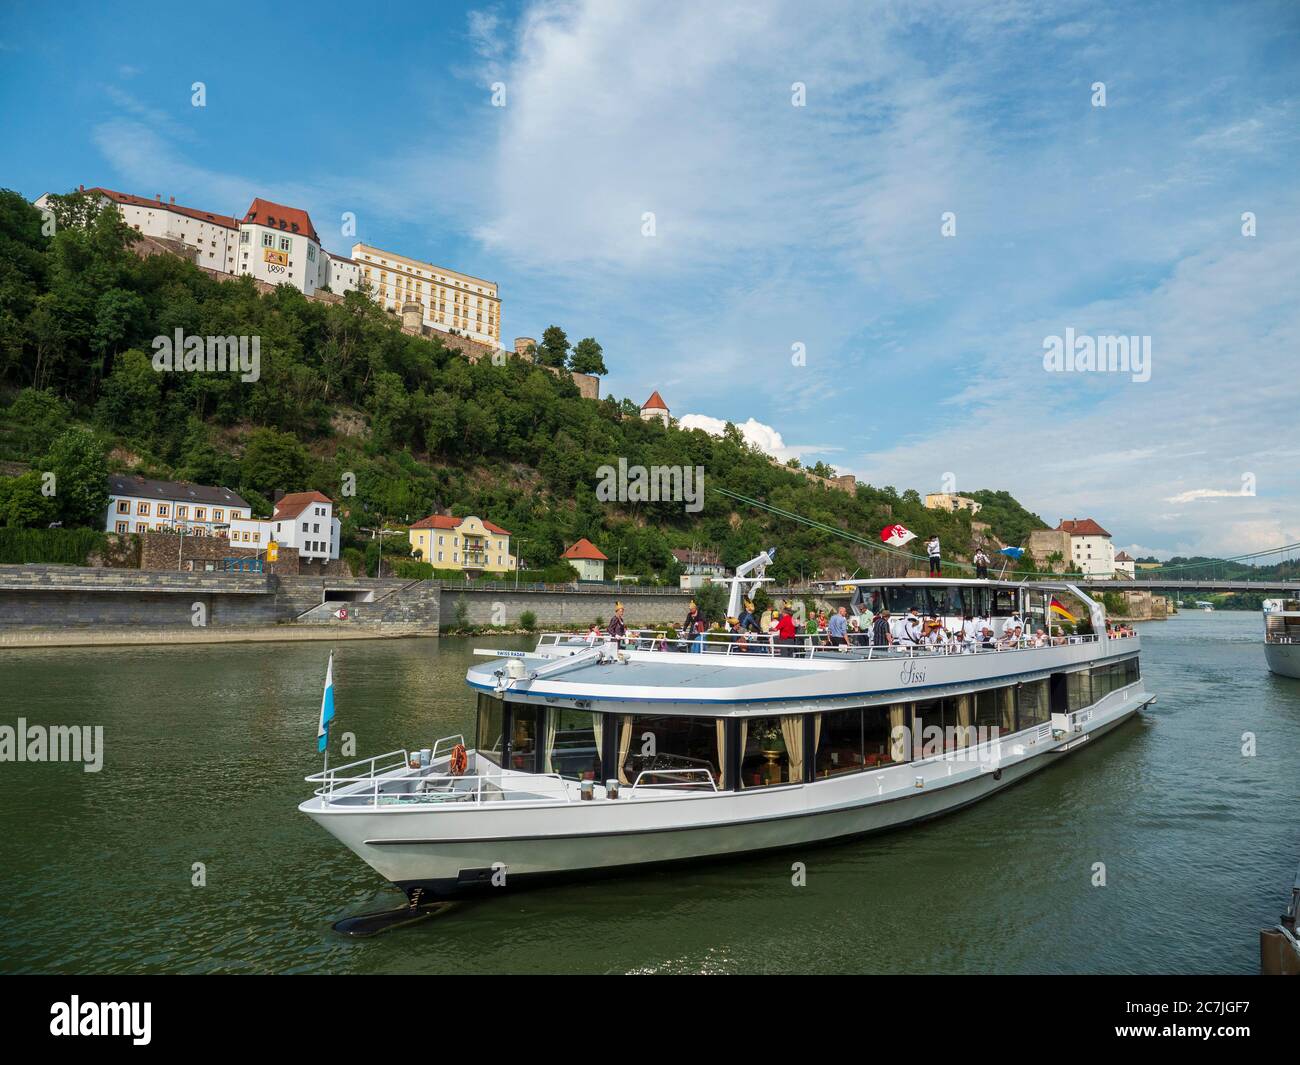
left=514, top=538, right=530, bottom=590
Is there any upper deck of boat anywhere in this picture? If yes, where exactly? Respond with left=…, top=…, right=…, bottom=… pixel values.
left=466, top=628, right=1140, bottom=714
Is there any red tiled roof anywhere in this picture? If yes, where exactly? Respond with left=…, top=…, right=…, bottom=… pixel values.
left=562, top=538, right=608, bottom=561
left=1115, top=551, right=1134, bottom=562
left=642, top=390, right=668, bottom=410
left=409, top=514, right=511, bottom=536
left=241, top=197, right=319, bottom=243
left=89, top=187, right=238, bottom=230
left=273, top=491, right=333, bottom=520
left=1057, top=518, right=1112, bottom=538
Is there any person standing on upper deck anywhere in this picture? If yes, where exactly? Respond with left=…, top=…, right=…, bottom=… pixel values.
left=828, top=606, right=848, bottom=647
left=872, top=610, right=893, bottom=648
left=775, top=603, right=798, bottom=656
left=901, top=608, right=923, bottom=646
left=683, top=600, right=707, bottom=653
left=973, top=548, right=990, bottom=579
left=608, top=602, right=627, bottom=644
left=926, top=535, right=942, bottom=577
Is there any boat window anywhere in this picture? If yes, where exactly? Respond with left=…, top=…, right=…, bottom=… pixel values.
left=913, top=696, right=976, bottom=753
left=1066, top=671, right=1091, bottom=712
left=510, top=703, right=539, bottom=773
left=969, top=586, right=992, bottom=617
left=991, top=589, right=1018, bottom=616
left=926, top=585, right=965, bottom=617
left=740, top=715, right=803, bottom=787
left=619, top=715, right=720, bottom=788
left=974, top=688, right=1014, bottom=734
left=815, top=706, right=905, bottom=778
left=475, top=693, right=505, bottom=768
left=1124, top=657, right=1140, bottom=685
left=882, top=586, right=925, bottom=615
left=544, top=707, right=603, bottom=781
left=1017, top=680, right=1050, bottom=729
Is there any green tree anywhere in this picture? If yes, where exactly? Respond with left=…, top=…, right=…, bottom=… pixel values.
left=240, top=427, right=310, bottom=496
left=0, top=470, right=57, bottom=527
left=5, top=387, right=68, bottom=458
left=569, top=336, right=607, bottom=375
left=95, top=348, right=161, bottom=437
left=42, top=427, right=109, bottom=528
left=536, top=325, right=570, bottom=368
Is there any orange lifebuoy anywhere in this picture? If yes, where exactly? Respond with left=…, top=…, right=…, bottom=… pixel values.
left=448, top=743, right=468, bottom=776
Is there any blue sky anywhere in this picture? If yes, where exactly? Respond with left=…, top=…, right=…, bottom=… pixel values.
left=2, top=0, right=1298, bottom=559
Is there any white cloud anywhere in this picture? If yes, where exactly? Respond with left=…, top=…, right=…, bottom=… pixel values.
left=677, top=413, right=835, bottom=465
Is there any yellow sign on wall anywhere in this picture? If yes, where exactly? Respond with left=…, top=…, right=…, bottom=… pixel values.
left=266, top=542, right=279, bottom=562
left=264, top=248, right=288, bottom=266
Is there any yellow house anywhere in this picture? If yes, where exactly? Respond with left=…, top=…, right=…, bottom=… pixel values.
left=409, top=514, right=515, bottom=576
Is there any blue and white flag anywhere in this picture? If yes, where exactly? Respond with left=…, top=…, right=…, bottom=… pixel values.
left=999, top=546, right=1025, bottom=560
left=317, top=652, right=335, bottom=754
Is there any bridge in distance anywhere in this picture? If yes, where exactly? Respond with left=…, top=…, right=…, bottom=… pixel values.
left=1072, top=579, right=1300, bottom=593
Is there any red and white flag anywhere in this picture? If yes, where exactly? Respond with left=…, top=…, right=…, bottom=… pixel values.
left=880, top=523, right=917, bottom=547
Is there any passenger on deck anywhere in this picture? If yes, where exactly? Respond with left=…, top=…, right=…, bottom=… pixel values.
left=775, top=604, right=798, bottom=656
left=980, top=626, right=997, bottom=650
left=683, top=601, right=707, bottom=653
left=973, top=548, right=991, bottom=579
left=1031, top=628, right=1047, bottom=647
left=738, top=599, right=761, bottom=634
left=872, top=609, right=893, bottom=648
left=926, top=535, right=942, bottom=577
left=900, top=608, right=923, bottom=647
left=608, top=602, right=627, bottom=643
left=828, top=606, right=849, bottom=647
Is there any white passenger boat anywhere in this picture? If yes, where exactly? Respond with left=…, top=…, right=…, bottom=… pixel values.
left=301, top=556, right=1155, bottom=902
left=1263, top=599, right=1300, bottom=679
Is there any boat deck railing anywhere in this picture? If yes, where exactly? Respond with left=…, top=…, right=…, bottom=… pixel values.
left=305, top=736, right=586, bottom=807
left=537, top=628, right=1128, bottom=662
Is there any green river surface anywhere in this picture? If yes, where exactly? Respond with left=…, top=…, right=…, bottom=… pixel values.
left=2, top=610, right=1297, bottom=974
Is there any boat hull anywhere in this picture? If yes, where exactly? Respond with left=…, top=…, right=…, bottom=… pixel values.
left=303, top=688, right=1153, bottom=899
left=1265, top=642, right=1300, bottom=679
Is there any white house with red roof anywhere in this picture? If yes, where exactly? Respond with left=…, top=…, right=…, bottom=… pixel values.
left=408, top=514, right=514, bottom=576
left=236, top=198, right=332, bottom=296
left=640, top=390, right=670, bottom=425
left=1114, top=550, right=1136, bottom=579
left=562, top=538, right=608, bottom=581
left=226, top=491, right=340, bottom=560
left=1056, top=518, right=1116, bottom=577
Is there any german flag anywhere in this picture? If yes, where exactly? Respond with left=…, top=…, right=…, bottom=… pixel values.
left=1049, top=597, right=1078, bottom=623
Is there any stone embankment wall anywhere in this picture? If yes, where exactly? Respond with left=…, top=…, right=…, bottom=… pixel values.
left=0, top=565, right=841, bottom=647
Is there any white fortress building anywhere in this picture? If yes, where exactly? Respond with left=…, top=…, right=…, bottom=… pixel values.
left=1057, top=518, right=1117, bottom=578
left=31, top=188, right=493, bottom=326
left=351, top=243, right=500, bottom=346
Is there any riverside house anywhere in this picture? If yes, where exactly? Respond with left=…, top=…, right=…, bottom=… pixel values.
left=408, top=514, right=514, bottom=577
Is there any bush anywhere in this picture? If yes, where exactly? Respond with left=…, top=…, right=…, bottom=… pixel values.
left=0, top=527, right=107, bottom=564
left=342, top=547, right=365, bottom=577
left=519, top=609, right=537, bottom=631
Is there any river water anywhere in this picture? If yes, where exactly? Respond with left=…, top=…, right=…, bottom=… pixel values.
left=2, top=611, right=1297, bottom=974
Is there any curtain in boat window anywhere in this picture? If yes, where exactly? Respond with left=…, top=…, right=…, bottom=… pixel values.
left=618, top=716, right=634, bottom=783
left=543, top=711, right=558, bottom=773
left=716, top=720, right=727, bottom=786
left=999, top=688, right=1016, bottom=733
left=954, top=693, right=974, bottom=747
left=781, top=716, right=804, bottom=780
left=592, top=714, right=604, bottom=779
left=889, top=704, right=908, bottom=760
